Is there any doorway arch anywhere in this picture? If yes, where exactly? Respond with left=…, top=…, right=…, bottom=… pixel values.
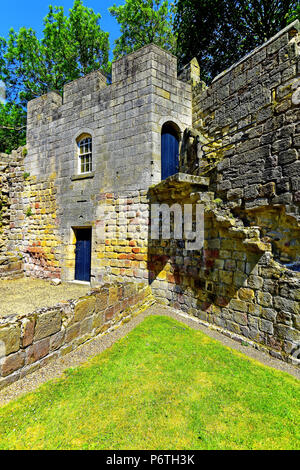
left=161, top=122, right=180, bottom=180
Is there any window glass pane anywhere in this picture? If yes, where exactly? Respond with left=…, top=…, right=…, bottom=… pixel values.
left=87, top=158, right=92, bottom=172
left=78, top=136, right=92, bottom=173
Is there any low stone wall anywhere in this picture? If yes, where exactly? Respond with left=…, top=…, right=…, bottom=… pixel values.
left=0, top=255, right=23, bottom=280
left=0, top=282, right=154, bottom=389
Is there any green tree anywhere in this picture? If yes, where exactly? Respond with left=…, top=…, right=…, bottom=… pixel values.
left=287, top=3, right=300, bottom=23
left=0, top=103, right=26, bottom=154
left=109, top=0, right=176, bottom=60
left=174, top=0, right=298, bottom=82
left=0, top=0, right=110, bottom=153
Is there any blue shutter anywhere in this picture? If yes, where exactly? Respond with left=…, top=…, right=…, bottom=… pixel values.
left=161, top=127, right=179, bottom=180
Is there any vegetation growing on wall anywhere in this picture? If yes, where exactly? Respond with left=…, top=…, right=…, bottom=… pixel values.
left=0, top=103, right=26, bottom=154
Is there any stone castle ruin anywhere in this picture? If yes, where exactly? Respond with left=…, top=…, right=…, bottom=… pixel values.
left=0, top=20, right=299, bottom=378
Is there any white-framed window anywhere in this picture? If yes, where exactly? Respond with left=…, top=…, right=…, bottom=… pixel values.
left=77, top=135, right=92, bottom=174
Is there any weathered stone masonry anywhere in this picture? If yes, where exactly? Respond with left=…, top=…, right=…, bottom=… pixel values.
left=192, top=21, right=300, bottom=263
left=24, top=44, right=191, bottom=283
left=0, top=150, right=24, bottom=279
left=0, top=22, right=299, bottom=367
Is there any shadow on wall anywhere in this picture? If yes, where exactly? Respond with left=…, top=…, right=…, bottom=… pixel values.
left=237, top=205, right=300, bottom=264
left=146, top=183, right=261, bottom=327
left=146, top=176, right=300, bottom=363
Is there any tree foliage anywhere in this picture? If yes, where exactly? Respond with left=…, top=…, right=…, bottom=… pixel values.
left=109, top=0, right=176, bottom=60
left=287, top=3, right=300, bottom=23
left=0, top=0, right=110, bottom=153
left=0, top=103, right=26, bottom=154
left=174, top=0, right=298, bottom=82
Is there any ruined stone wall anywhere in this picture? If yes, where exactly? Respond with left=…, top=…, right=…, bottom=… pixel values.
left=148, top=181, right=299, bottom=364
left=0, top=282, right=154, bottom=389
left=0, top=148, right=61, bottom=279
left=57, top=189, right=150, bottom=284
left=0, top=153, right=10, bottom=254
left=0, top=28, right=299, bottom=364
left=0, top=149, right=24, bottom=279
left=92, top=190, right=149, bottom=284
left=193, top=20, right=300, bottom=263
left=17, top=173, right=61, bottom=278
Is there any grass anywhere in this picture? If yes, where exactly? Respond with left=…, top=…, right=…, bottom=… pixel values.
left=0, top=315, right=299, bottom=450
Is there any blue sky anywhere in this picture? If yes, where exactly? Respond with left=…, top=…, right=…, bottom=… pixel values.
left=0, top=0, right=123, bottom=56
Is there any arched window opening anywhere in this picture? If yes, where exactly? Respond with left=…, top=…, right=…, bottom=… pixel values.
left=77, top=134, right=92, bottom=174
left=161, top=122, right=180, bottom=180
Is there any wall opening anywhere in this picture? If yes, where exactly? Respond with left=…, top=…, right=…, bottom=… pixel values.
left=161, top=122, right=180, bottom=180
left=74, top=227, right=92, bottom=282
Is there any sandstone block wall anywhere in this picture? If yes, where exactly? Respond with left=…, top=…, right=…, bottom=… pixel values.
left=0, top=150, right=24, bottom=279
left=148, top=180, right=300, bottom=364
left=22, top=44, right=191, bottom=281
left=193, top=20, right=300, bottom=262
left=93, top=190, right=149, bottom=285
left=0, top=282, right=154, bottom=389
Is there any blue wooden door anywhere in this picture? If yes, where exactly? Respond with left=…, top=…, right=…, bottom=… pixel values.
left=75, top=229, right=91, bottom=282
left=161, top=127, right=179, bottom=180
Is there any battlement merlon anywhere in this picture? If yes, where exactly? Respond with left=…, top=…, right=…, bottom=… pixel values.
left=63, top=69, right=107, bottom=103
left=27, top=44, right=180, bottom=117
left=111, top=43, right=178, bottom=83
left=27, top=70, right=107, bottom=118
left=27, top=91, right=63, bottom=125
left=178, top=58, right=201, bottom=87
left=26, top=43, right=187, bottom=142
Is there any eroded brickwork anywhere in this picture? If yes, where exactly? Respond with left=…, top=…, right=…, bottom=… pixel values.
left=0, top=150, right=24, bottom=279
left=192, top=21, right=300, bottom=262
left=148, top=179, right=299, bottom=362
left=23, top=44, right=191, bottom=283
left=145, top=20, right=299, bottom=362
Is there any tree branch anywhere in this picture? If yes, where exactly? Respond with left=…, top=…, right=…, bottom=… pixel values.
left=0, top=125, right=26, bottom=131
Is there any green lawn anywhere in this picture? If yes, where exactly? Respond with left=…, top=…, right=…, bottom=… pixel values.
left=0, top=315, right=299, bottom=450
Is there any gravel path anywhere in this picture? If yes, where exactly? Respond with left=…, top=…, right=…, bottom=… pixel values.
left=0, top=279, right=90, bottom=317
left=0, top=303, right=299, bottom=406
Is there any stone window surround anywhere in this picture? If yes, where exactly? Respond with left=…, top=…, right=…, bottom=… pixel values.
left=157, top=117, right=185, bottom=183
left=72, top=128, right=95, bottom=178
left=77, top=133, right=92, bottom=174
